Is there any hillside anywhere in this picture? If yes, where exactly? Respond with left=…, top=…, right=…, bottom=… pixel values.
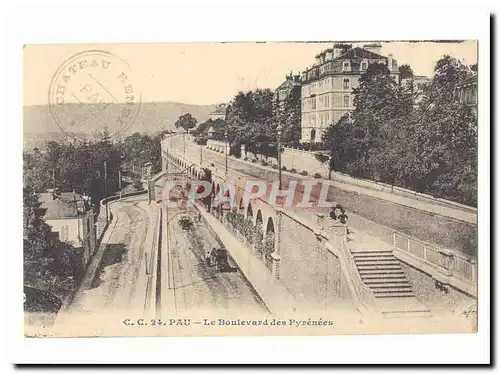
left=23, top=102, right=215, bottom=149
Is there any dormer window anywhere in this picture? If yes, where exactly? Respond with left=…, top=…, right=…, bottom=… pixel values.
left=343, top=62, right=350, bottom=71
left=361, top=62, right=368, bottom=71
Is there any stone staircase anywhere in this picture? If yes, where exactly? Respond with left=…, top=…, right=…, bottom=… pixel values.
left=353, top=250, right=432, bottom=318
left=354, top=250, right=414, bottom=298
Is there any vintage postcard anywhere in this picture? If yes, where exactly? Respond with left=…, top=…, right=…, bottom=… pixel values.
left=23, top=41, right=478, bottom=338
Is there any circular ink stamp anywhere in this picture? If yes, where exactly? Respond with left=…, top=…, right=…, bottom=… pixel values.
left=48, top=49, right=141, bottom=139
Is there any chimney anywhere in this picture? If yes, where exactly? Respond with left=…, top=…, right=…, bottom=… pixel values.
left=363, top=43, right=382, bottom=55
left=388, top=53, right=394, bottom=72
left=333, top=43, right=351, bottom=59
left=314, top=54, right=321, bottom=65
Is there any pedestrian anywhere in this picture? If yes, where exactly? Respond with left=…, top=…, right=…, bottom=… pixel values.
left=205, top=251, right=211, bottom=266
left=329, top=206, right=337, bottom=220
left=338, top=209, right=350, bottom=235
left=210, top=247, right=218, bottom=268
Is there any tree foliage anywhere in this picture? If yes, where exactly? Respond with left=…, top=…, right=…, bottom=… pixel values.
left=224, top=87, right=301, bottom=158
left=322, top=56, right=477, bottom=206
left=23, top=187, right=82, bottom=302
left=174, top=113, right=198, bottom=133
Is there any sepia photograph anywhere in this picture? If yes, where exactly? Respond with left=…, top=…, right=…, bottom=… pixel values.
left=22, top=40, right=479, bottom=338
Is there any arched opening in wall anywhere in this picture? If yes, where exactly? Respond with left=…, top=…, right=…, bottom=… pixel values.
left=256, top=210, right=263, bottom=226
left=310, top=128, right=316, bottom=142
left=265, top=217, right=275, bottom=235
left=264, top=217, right=276, bottom=270
left=246, top=203, right=253, bottom=219
left=255, top=209, right=265, bottom=260
left=239, top=198, right=244, bottom=213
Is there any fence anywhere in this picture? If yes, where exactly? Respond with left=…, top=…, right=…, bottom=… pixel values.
left=393, top=231, right=477, bottom=285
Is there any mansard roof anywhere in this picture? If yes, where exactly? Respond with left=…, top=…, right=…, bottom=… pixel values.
left=336, top=47, right=386, bottom=61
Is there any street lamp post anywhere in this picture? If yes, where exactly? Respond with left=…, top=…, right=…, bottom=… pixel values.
left=224, top=128, right=228, bottom=178
left=276, top=123, right=283, bottom=190
left=183, top=130, right=187, bottom=155
left=273, top=123, right=284, bottom=282
left=104, top=160, right=109, bottom=223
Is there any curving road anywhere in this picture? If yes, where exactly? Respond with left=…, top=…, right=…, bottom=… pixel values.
left=67, top=194, right=156, bottom=316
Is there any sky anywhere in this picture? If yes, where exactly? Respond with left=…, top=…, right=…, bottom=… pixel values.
left=24, top=41, right=477, bottom=106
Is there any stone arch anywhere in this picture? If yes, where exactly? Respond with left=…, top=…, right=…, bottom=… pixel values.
left=256, top=209, right=263, bottom=226
left=265, top=217, right=275, bottom=235
left=246, top=202, right=253, bottom=219
left=264, top=216, right=276, bottom=269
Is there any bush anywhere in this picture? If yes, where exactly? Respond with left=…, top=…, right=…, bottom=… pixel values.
left=281, top=166, right=287, bottom=171
left=244, top=157, right=249, bottom=161
left=178, top=216, right=194, bottom=230
left=251, top=159, right=257, bottom=163
left=314, top=153, right=330, bottom=164
left=313, top=172, right=322, bottom=179
left=271, top=164, right=278, bottom=169
left=300, top=170, right=308, bottom=176
left=290, top=168, right=297, bottom=173
left=261, top=161, right=269, bottom=166
left=132, top=178, right=142, bottom=190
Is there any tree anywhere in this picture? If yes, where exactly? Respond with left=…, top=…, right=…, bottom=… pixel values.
left=225, top=89, right=276, bottom=157
left=323, top=62, right=413, bottom=180
left=278, top=85, right=301, bottom=146
left=174, top=113, right=198, bottom=133
left=407, top=55, right=477, bottom=204
left=23, top=187, right=81, bottom=301
left=398, top=64, right=414, bottom=85
left=323, top=55, right=477, bottom=206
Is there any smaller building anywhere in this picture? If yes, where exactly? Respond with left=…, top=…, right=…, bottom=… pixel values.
left=209, top=104, right=228, bottom=121
left=39, top=189, right=96, bottom=266
left=275, top=72, right=301, bottom=102
left=455, top=73, right=477, bottom=107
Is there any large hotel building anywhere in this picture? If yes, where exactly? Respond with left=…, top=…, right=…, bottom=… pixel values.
left=299, top=43, right=399, bottom=143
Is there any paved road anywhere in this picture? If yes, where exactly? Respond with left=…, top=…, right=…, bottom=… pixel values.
left=169, top=136, right=475, bottom=254
left=67, top=195, right=156, bottom=316
left=161, top=205, right=269, bottom=319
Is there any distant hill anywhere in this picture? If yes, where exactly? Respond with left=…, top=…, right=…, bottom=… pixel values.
left=23, top=102, right=215, bottom=150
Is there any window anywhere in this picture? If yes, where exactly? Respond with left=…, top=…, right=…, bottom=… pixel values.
left=325, top=95, right=329, bottom=108
left=60, top=225, right=70, bottom=242
left=361, top=62, right=368, bottom=71
left=343, top=78, right=350, bottom=89
left=312, top=98, right=316, bottom=110
left=343, top=95, right=350, bottom=107
left=343, top=62, right=349, bottom=71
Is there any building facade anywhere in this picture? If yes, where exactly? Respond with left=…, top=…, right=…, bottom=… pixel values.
left=300, top=43, right=399, bottom=143
left=39, top=190, right=96, bottom=266
left=209, top=103, right=228, bottom=121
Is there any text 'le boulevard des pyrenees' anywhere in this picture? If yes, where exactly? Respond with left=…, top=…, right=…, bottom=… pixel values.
left=23, top=41, right=478, bottom=337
